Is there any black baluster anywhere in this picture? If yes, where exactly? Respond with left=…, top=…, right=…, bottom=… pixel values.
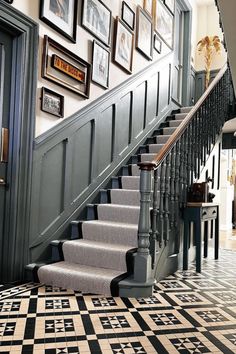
left=164, top=154, right=170, bottom=245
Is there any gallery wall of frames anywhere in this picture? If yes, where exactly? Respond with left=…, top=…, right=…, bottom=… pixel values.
left=5, top=0, right=175, bottom=122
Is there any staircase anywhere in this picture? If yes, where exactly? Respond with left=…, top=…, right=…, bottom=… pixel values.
left=27, top=64, right=231, bottom=298
left=29, top=107, right=190, bottom=296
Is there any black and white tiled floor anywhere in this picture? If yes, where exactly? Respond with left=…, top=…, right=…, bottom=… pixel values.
left=1, top=249, right=236, bottom=353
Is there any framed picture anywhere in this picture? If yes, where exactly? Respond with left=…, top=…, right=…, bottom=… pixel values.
left=154, top=0, right=174, bottom=49
left=136, top=6, right=153, bottom=60
left=121, top=1, right=135, bottom=31
left=154, top=33, right=162, bottom=53
left=82, top=0, right=112, bottom=47
left=41, top=87, right=64, bottom=118
left=40, top=0, right=78, bottom=43
left=143, top=0, right=153, bottom=17
left=92, top=40, right=110, bottom=89
left=114, top=17, right=134, bottom=74
left=42, top=36, right=91, bottom=98
left=164, top=0, right=175, bottom=15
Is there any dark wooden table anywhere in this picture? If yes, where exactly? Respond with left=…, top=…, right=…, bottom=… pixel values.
left=183, top=202, right=219, bottom=272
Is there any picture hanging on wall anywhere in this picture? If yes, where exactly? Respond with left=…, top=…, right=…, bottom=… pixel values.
left=121, top=1, right=135, bottom=31
left=42, top=36, right=91, bottom=98
left=136, top=6, right=153, bottom=60
left=40, top=0, right=78, bottom=42
left=82, top=0, right=112, bottom=47
left=164, top=0, right=175, bottom=15
left=114, top=17, right=134, bottom=74
left=92, top=40, right=110, bottom=89
left=154, top=33, right=162, bottom=53
left=143, top=0, right=153, bottom=18
left=41, top=87, right=64, bottom=118
left=154, top=0, right=174, bottom=49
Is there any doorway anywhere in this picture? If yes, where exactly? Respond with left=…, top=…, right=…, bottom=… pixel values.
left=172, top=0, right=192, bottom=107
left=0, top=2, right=37, bottom=282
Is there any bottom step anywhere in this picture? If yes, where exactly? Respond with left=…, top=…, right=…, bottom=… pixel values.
left=38, top=261, right=127, bottom=296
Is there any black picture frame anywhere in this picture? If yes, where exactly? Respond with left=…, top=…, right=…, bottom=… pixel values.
left=92, top=40, right=110, bottom=89
left=121, top=1, right=135, bottom=31
left=42, top=36, right=91, bottom=98
left=82, top=0, right=112, bottom=47
left=154, top=0, right=174, bottom=50
left=41, top=87, right=64, bottom=118
left=164, top=0, right=175, bottom=15
left=154, top=33, right=162, bottom=53
left=40, top=0, right=78, bottom=43
left=114, top=17, right=134, bottom=74
left=136, top=6, right=153, bottom=60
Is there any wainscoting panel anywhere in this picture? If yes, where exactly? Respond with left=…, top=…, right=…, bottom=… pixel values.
left=29, top=54, right=175, bottom=262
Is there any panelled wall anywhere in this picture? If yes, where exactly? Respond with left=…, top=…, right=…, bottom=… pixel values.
left=29, top=54, right=174, bottom=262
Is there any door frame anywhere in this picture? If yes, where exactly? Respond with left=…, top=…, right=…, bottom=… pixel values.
left=175, top=0, right=192, bottom=107
left=0, top=2, right=38, bottom=281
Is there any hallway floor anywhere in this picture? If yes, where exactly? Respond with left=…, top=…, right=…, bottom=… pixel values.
left=1, top=248, right=236, bottom=353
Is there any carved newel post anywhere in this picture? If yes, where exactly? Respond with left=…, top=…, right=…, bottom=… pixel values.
left=134, top=161, right=156, bottom=283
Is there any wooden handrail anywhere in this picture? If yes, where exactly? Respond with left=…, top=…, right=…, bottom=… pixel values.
left=151, top=63, right=228, bottom=168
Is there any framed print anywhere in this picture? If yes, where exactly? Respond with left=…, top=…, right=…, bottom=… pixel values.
left=121, top=1, right=135, bottom=31
left=41, top=87, right=64, bottom=118
left=143, top=0, right=153, bottom=17
left=92, top=40, right=110, bottom=89
left=154, top=0, right=174, bottom=49
left=42, top=36, right=91, bottom=98
left=154, top=33, right=162, bottom=53
left=40, top=0, right=78, bottom=42
left=164, top=0, right=175, bottom=15
left=82, top=0, right=112, bottom=47
left=114, top=17, right=134, bottom=74
left=136, top=6, right=153, bottom=60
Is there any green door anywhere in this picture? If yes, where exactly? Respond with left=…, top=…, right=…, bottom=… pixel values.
left=0, top=32, right=13, bottom=281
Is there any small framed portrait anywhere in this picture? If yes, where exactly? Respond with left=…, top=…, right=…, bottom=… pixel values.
left=92, top=40, right=110, bottom=89
left=143, top=0, right=153, bottom=18
left=114, top=17, right=134, bottom=74
left=136, top=6, right=153, bottom=60
left=154, top=0, right=174, bottom=49
left=40, top=0, right=78, bottom=42
left=164, top=0, right=175, bottom=15
left=121, top=1, right=135, bottom=31
left=41, top=87, right=64, bottom=118
left=154, top=33, right=162, bottom=53
left=82, top=0, right=112, bottom=47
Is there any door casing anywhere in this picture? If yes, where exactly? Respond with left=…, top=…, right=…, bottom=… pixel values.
left=0, top=2, right=38, bottom=281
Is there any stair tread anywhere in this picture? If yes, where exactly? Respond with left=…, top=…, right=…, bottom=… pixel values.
left=98, top=203, right=139, bottom=210
left=64, top=238, right=134, bottom=251
left=38, top=261, right=123, bottom=295
left=83, top=219, right=138, bottom=229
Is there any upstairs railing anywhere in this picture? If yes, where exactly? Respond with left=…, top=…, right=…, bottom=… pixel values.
left=134, top=64, right=231, bottom=283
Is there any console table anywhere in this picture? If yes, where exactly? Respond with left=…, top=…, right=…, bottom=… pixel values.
left=183, top=203, right=219, bottom=273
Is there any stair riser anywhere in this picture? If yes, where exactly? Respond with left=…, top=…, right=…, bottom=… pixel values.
left=98, top=204, right=140, bottom=224
left=63, top=242, right=129, bottom=272
left=82, top=222, right=138, bottom=247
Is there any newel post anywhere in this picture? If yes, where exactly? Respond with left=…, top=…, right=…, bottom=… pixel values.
left=134, top=161, right=156, bottom=283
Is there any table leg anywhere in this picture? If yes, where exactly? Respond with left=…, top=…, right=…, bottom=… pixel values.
left=195, top=218, right=202, bottom=273
left=215, top=207, right=219, bottom=259
left=204, top=221, right=208, bottom=258
left=183, top=219, right=189, bottom=270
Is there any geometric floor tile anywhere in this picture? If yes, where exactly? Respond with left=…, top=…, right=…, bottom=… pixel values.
left=1, top=248, right=236, bottom=354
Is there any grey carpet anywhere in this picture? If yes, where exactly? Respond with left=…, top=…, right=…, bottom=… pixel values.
left=38, top=106, right=187, bottom=296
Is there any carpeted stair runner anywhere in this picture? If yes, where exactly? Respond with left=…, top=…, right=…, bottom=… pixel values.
left=37, top=107, right=192, bottom=296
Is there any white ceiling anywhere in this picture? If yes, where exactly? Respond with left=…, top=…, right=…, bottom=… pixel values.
left=196, top=0, right=214, bottom=6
